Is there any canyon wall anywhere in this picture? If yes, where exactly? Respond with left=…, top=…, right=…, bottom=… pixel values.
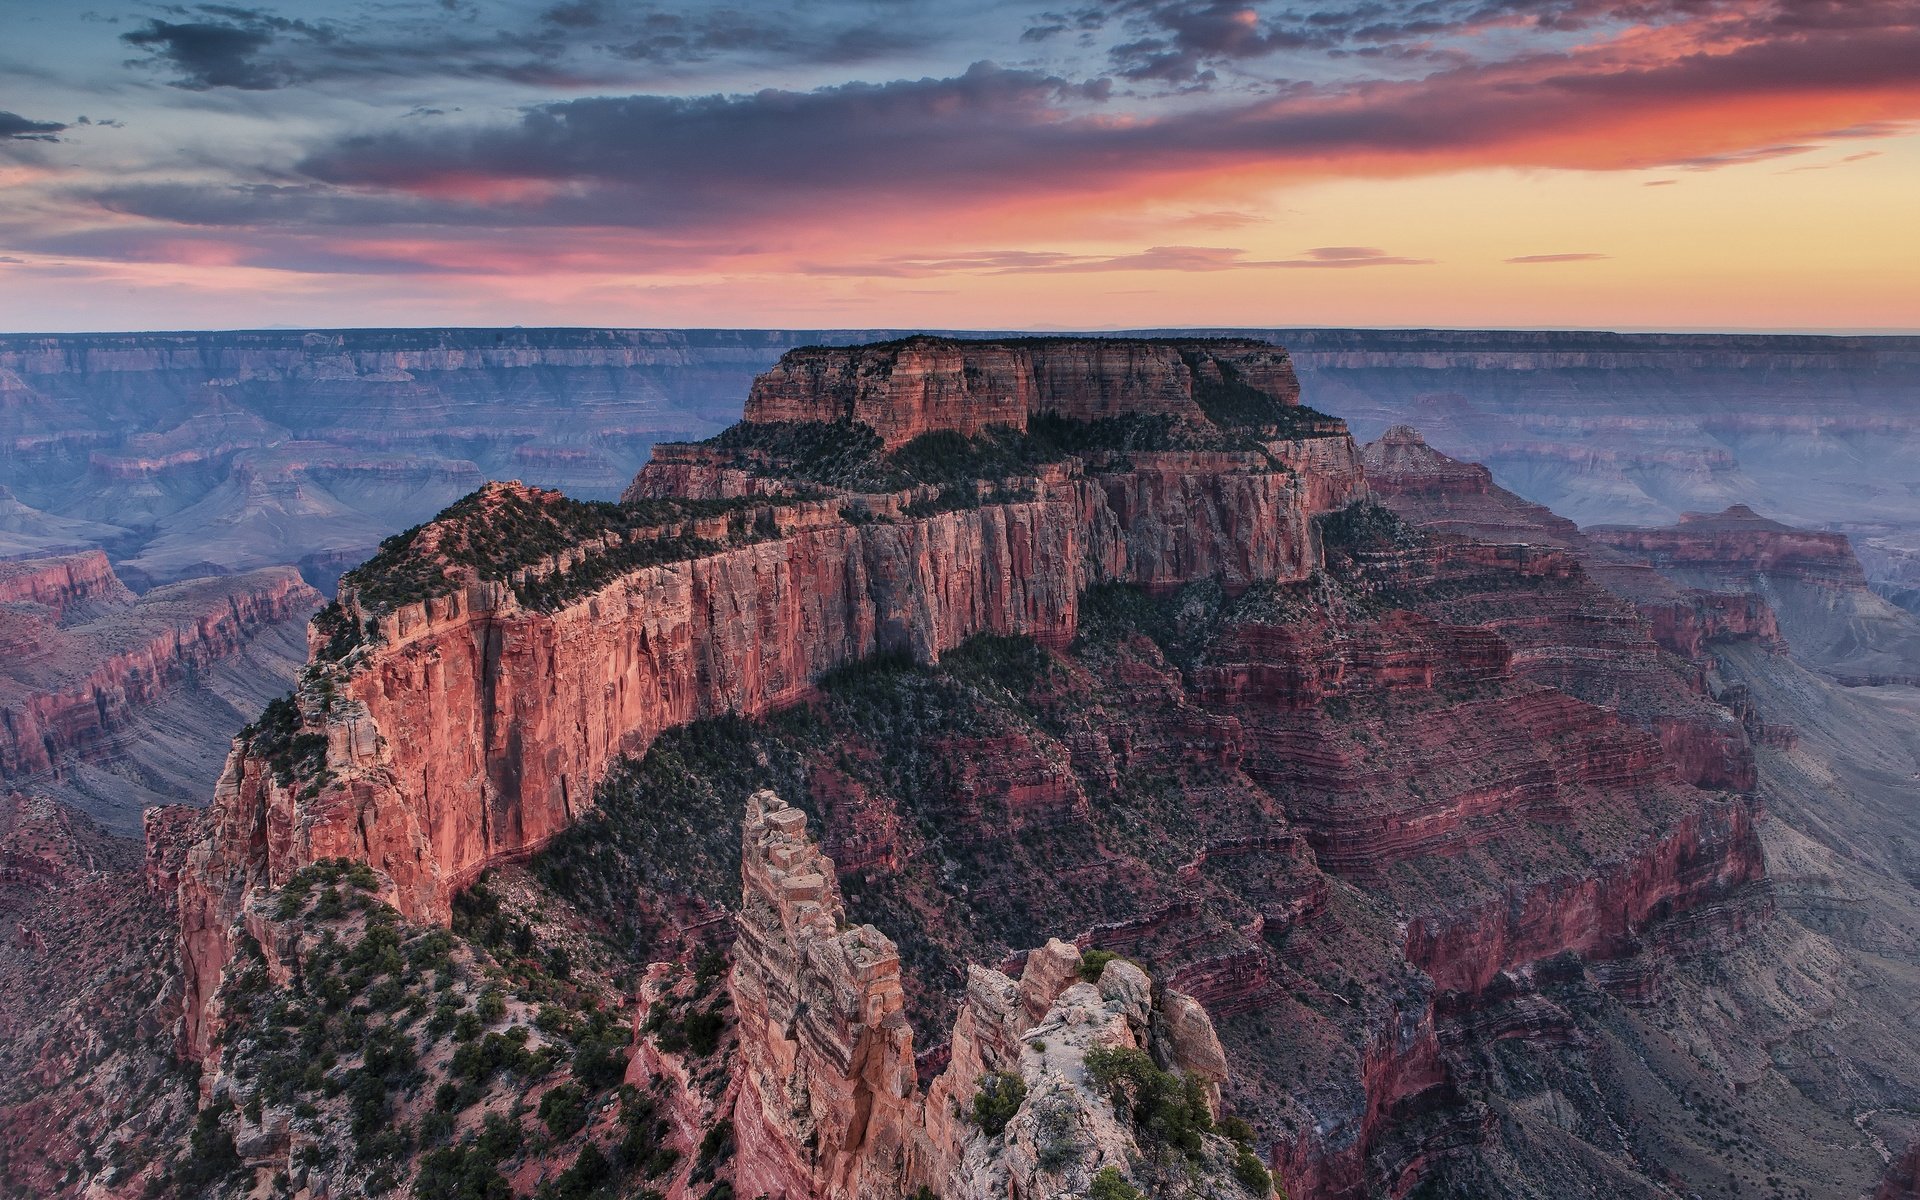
left=150, top=341, right=1814, bottom=1197
left=7, top=326, right=1913, bottom=594
left=744, top=337, right=1300, bottom=446
left=1589, top=505, right=1920, bottom=684
left=0, top=554, right=319, bottom=827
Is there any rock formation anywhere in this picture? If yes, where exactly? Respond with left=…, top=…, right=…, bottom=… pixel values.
left=727, top=789, right=1260, bottom=1200
left=164, top=338, right=1367, bottom=1060
left=0, top=553, right=320, bottom=826
left=743, top=336, right=1302, bottom=448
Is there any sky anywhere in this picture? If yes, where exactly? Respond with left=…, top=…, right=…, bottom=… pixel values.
left=0, top=0, right=1916, bottom=333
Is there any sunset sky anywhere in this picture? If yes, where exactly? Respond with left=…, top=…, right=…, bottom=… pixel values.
left=1, top=0, right=1916, bottom=332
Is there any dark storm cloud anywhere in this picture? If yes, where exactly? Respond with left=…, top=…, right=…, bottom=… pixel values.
left=112, top=2, right=931, bottom=93
left=0, top=111, right=70, bottom=142
left=120, top=12, right=327, bottom=90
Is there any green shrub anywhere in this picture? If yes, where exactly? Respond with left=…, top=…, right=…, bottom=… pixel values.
left=1233, top=1145, right=1275, bottom=1196
left=540, top=1084, right=588, bottom=1139
left=1088, top=1167, right=1145, bottom=1200
left=698, top=1118, right=733, bottom=1163
left=968, top=1071, right=1028, bottom=1138
left=539, top=1142, right=613, bottom=1200
left=1083, top=1047, right=1212, bottom=1156
left=1077, top=949, right=1120, bottom=983
left=682, top=1008, right=725, bottom=1057
left=1219, top=1115, right=1256, bottom=1144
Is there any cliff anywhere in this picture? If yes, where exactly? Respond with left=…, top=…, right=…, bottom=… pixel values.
left=167, top=338, right=1369, bottom=1061
left=0, top=555, right=320, bottom=802
left=743, top=336, right=1304, bottom=448
left=1365, top=425, right=1785, bottom=660
left=727, top=789, right=1260, bottom=1200
left=1589, top=506, right=1920, bottom=684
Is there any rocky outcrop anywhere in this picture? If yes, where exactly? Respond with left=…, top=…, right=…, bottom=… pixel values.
left=1588, top=506, right=1867, bottom=588
left=730, top=790, right=920, bottom=1200
left=0, top=551, right=131, bottom=617
left=727, top=790, right=1260, bottom=1200
left=743, top=337, right=1302, bottom=447
left=1589, top=506, right=1920, bottom=684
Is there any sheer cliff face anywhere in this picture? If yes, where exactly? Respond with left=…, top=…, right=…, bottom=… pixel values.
left=744, top=337, right=1301, bottom=447
left=183, top=342, right=1355, bottom=908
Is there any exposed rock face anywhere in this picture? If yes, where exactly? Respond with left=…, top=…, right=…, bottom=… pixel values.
left=0, top=555, right=320, bottom=827
left=0, top=795, right=192, bottom=1197
left=0, top=551, right=131, bottom=616
left=730, top=790, right=919, bottom=1200
left=1589, top=506, right=1920, bottom=684
left=1589, top=506, right=1866, bottom=587
left=151, top=341, right=1813, bottom=1199
left=744, top=336, right=1302, bottom=447
left=728, top=789, right=1256, bottom=1200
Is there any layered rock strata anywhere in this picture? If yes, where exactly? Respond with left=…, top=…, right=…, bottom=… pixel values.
left=744, top=336, right=1301, bottom=447
left=1589, top=505, right=1920, bottom=685
left=156, top=342, right=1786, bottom=1199
left=0, top=557, right=320, bottom=781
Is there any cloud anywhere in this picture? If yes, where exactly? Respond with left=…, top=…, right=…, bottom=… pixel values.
left=0, top=111, right=68, bottom=142
left=259, top=4, right=1920, bottom=244
left=1506, top=252, right=1610, bottom=263
left=20, top=0, right=1919, bottom=286
left=114, top=2, right=930, bottom=92
left=804, top=244, right=1432, bottom=276
left=1782, top=150, right=1884, bottom=172
left=121, top=15, right=321, bottom=91
left=294, top=62, right=1112, bottom=229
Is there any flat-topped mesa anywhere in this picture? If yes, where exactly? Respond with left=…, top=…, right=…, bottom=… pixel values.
left=743, top=335, right=1304, bottom=448
left=1587, top=505, right=1867, bottom=588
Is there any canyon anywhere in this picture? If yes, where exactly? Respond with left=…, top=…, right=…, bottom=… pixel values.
left=0, top=331, right=1915, bottom=1200
left=0, top=550, right=317, bottom=830
left=6, top=328, right=1916, bottom=601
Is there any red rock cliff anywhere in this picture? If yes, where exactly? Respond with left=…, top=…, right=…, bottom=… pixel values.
left=744, top=336, right=1303, bottom=448
left=1587, top=505, right=1866, bottom=588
